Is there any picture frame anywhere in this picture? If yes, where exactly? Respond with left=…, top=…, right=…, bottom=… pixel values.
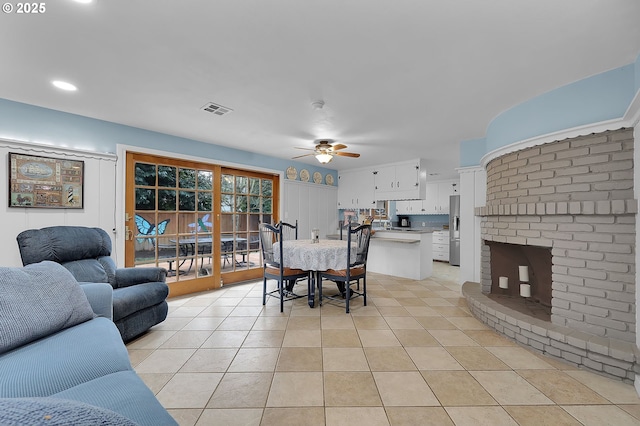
left=8, top=152, right=84, bottom=209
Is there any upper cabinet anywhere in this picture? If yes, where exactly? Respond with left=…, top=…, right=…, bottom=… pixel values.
left=337, top=168, right=376, bottom=209
left=373, top=159, right=427, bottom=201
left=401, top=179, right=458, bottom=215
left=437, top=181, right=458, bottom=214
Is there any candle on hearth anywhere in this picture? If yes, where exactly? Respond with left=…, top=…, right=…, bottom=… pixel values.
left=520, top=284, right=531, bottom=298
left=499, top=276, right=508, bottom=289
left=519, top=265, right=529, bottom=282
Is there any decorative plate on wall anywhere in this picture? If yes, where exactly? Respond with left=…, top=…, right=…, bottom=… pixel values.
left=286, top=166, right=297, bottom=180
left=300, top=169, right=310, bottom=182
left=313, top=171, right=322, bottom=184
left=325, top=174, right=334, bottom=185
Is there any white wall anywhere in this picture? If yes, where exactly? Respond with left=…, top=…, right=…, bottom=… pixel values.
left=458, top=166, right=486, bottom=284
left=1, top=139, right=117, bottom=267
left=283, top=180, right=338, bottom=240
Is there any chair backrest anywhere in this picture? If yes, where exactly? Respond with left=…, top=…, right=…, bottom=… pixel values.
left=347, top=223, right=372, bottom=267
left=259, top=223, right=280, bottom=267
left=259, top=221, right=299, bottom=269
left=16, top=226, right=117, bottom=286
left=278, top=220, right=298, bottom=241
left=340, top=220, right=359, bottom=240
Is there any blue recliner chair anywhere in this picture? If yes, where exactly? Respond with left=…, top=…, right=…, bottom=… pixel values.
left=16, top=226, right=169, bottom=342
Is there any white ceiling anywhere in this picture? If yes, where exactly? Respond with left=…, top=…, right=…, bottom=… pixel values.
left=1, top=0, right=639, bottom=179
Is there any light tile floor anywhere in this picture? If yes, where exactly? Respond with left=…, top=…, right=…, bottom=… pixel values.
left=127, top=262, right=640, bottom=426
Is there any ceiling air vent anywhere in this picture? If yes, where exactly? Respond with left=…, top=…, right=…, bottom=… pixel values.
left=201, top=102, right=233, bottom=116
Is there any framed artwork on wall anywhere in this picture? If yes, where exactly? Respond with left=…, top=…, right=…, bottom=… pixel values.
left=8, top=152, right=84, bottom=209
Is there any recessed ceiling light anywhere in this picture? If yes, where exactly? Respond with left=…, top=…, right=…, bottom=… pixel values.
left=52, top=80, right=78, bottom=91
left=74, top=0, right=93, bottom=3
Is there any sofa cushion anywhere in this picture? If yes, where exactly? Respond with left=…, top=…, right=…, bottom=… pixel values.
left=0, top=261, right=95, bottom=355
left=0, top=317, right=131, bottom=398
left=0, top=397, right=137, bottom=426
left=54, top=370, right=178, bottom=426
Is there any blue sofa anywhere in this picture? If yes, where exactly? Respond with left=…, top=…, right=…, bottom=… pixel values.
left=16, top=226, right=169, bottom=342
left=0, top=261, right=177, bottom=425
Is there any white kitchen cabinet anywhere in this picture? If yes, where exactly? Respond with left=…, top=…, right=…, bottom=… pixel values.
left=395, top=199, right=423, bottom=215
left=397, top=180, right=459, bottom=215
left=373, top=159, right=426, bottom=201
left=436, top=181, right=458, bottom=214
left=421, top=183, right=439, bottom=214
left=420, top=180, right=459, bottom=214
left=432, top=230, right=450, bottom=262
left=337, top=168, right=375, bottom=209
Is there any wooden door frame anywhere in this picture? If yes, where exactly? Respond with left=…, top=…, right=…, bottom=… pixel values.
left=122, top=148, right=281, bottom=297
left=125, top=151, right=223, bottom=297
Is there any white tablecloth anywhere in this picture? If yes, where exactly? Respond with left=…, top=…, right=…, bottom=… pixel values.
left=274, top=239, right=355, bottom=271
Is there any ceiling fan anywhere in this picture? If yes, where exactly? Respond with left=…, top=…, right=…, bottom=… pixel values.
left=292, top=139, right=360, bottom=164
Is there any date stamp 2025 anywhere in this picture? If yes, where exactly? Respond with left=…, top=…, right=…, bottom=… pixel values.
left=2, top=2, right=46, bottom=14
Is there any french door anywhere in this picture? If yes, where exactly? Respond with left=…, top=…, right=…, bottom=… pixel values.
left=125, top=152, right=278, bottom=297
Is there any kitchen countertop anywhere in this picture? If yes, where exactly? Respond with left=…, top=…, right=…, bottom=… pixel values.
left=327, top=228, right=444, bottom=240
left=372, top=228, right=436, bottom=234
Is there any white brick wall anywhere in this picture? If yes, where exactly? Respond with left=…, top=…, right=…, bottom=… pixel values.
left=477, top=128, right=637, bottom=343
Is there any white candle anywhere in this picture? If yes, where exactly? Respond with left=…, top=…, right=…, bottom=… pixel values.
left=499, top=276, right=508, bottom=289
left=519, top=265, right=529, bottom=282
left=520, top=284, right=531, bottom=297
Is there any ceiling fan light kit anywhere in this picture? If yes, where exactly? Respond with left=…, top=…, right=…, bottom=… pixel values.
left=315, top=152, right=333, bottom=164
left=293, top=139, right=360, bottom=164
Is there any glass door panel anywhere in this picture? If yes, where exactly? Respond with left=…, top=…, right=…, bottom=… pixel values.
left=220, top=170, right=275, bottom=276
left=126, top=152, right=278, bottom=296
left=126, top=153, right=220, bottom=296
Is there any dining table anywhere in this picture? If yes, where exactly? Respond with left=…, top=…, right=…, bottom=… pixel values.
left=273, top=239, right=355, bottom=307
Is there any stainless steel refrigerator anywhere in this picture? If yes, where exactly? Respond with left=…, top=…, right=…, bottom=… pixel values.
left=449, top=195, right=460, bottom=266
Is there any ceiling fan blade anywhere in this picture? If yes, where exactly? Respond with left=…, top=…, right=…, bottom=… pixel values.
left=294, top=147, right=315, bottom=151
left=291, top=153, right=315, bottom=159
left=330, top=143, right=347, bottom=151
left=334, top=151, right=360, bottom=158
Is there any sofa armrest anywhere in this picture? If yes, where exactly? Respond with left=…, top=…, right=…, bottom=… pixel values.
left=115, top=267, right=167, bottom=288
left=79, top=282, right=113, bottom=320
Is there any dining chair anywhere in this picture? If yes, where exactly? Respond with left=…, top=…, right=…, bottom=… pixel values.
left=259, top=222, right=308, bottom=312
left=338, top=220, right=355, bottom=240
left=319, top=223, right=372, bottom=313
left=277, top=219, right=298, bottom=241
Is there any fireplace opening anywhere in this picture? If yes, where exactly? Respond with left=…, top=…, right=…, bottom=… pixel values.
left=486, top=241, right=552, bottom=321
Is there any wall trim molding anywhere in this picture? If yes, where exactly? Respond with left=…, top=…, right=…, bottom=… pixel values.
left=0, top=137, right=117, bottom=161
left=456, top=165, right=484, bottom=175
left=623, top=88, right=640, bottom=128
left=480, top=117, right=630, bottom=169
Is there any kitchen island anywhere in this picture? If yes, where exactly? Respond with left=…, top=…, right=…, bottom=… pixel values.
left=368, top=229, right=433, bottom=280
left=325, top=228, right=434, bottom=280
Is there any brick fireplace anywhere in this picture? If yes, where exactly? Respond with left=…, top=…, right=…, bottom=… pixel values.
left=463, top=128, right=638, bottom=382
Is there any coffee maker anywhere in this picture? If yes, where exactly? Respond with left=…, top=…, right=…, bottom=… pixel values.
left=397, top=215, right=410, bottom=228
